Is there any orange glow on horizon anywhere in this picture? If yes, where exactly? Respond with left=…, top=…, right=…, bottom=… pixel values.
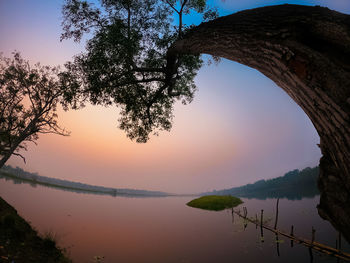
left=2, top=0, right=325, bottom=193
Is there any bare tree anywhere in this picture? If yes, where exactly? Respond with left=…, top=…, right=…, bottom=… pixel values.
left=0, top=52, right=69, bottom=168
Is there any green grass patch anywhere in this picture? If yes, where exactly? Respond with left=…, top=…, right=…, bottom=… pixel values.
left=186, top=195, right=243, bottom=211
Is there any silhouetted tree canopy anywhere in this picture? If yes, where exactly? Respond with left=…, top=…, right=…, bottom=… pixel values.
left=60, top=0, right=218, bottom=142
left=205, top=166, right=320, bottom=200
left=0, top=53, right=69, bottom=168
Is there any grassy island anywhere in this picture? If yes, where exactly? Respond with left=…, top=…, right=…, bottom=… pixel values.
left=0, top=197, right=71, bottom=263
left=186, top=195, right=243, bottom=211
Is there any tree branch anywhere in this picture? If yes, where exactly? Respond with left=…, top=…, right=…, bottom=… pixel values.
left=12, top=152, right=26, bottom=164
left=132, top=67, right=165, bottom=73
left=164, top=0, right=180, bottom=14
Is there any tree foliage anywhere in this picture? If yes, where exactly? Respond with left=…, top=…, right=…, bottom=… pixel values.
left=206, top=167, right=320, bottom=200
left=0, top=53, right=69, bottom=168
left=60, top=0, right=218, bottom=142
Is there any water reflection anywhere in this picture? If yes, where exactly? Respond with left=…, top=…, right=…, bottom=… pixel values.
left=0, top=172, right=168, bottom=198
left=237, top=189, right=320, bottom=200
left=229, top=201, right=350, bottom=262
left=0, top=170, right=319, bottom=201
left=0, top=179, right=349, bottom=262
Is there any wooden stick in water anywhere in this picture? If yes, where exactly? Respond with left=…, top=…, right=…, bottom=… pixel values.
left=274, top=198, right=279, bottom=230
left=309, top=247, right=314, bottom=263
left=232, top=209, right=350, bottom=261
left=311, top=227, right=315, bottom=244
left=275, top=233, right=280, bottom=257
left=260, top=209, right=264, bottom=243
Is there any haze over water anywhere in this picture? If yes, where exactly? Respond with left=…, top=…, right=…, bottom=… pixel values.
left=1, top=1, right=350, bottom=262
left=1, top=179, right=349, bottom=262
left=3, top=0, right=349, bottom=193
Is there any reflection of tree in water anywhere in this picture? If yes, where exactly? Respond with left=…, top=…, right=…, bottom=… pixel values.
left=0, top=173, right=111, bottom=196
left=1, top=165, right=320, bottom=200
left=0, top=165, right=169, bottom=198
left=239, top=188, right=319, bottom=200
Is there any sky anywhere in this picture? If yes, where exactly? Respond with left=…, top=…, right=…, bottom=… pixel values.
left=1, top=0, right=348, bottom=194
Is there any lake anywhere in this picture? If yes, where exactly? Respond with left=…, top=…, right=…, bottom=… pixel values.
left=0, top=178, right=349, bottom=262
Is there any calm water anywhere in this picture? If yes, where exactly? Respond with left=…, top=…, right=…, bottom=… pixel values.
left=0, top=179, right=349, bottom=263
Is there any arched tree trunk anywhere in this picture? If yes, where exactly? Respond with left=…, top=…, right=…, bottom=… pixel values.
left=172, top=4, right=350, bottom=241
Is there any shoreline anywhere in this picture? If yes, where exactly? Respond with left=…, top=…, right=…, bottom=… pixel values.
left=0, top=196, right=71, bottom=262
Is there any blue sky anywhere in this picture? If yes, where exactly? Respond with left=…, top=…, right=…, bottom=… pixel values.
left=1, top=0, right=348, bottom=193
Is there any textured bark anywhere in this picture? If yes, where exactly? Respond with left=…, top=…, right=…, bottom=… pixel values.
left=173, top=4, right=350, bottom=240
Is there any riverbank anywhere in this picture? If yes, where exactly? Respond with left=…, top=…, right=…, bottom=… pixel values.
left=1, top=165, right=170, bottom=197
left=0, top=196, right=71, bottom=263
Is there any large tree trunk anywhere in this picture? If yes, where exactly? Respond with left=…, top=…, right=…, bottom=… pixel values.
left=173, top=4, right=350, bottom=241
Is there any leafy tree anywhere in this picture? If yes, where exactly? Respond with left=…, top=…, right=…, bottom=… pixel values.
left=204, top=166, right=320, bottom=200
left=60, top=0, right=218, bottom=142
left=0, top=53, right=69, bottom=168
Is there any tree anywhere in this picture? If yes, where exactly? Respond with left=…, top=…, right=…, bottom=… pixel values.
left=0, top=53, right=69, bottom=168
left=61, top=2, right=350, bottom=241
left=168, top=4, right=350, bottom=241
left=60, top=0, right=218, bottom=142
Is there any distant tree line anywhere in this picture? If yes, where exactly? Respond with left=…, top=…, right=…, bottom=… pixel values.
left=204, top=166, right=320, bottom=200
left=0, top=165, right=170, bottom=197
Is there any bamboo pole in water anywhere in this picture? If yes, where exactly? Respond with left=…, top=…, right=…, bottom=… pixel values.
left=275, top=233, right=280, bottom=257
left=232, top=209, right=350, bottom=261
left=309, top=247, right=314, bottom=263
left=274, top=198, right=279, bottom=230
left=260, top=210, right=264, bottom=242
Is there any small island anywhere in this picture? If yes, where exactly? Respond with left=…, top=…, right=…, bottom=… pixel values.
left=186, top=195, right=243, bottom=211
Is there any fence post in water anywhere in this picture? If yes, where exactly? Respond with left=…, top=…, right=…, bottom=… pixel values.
left=275, top=234, right=280, bottom=257
left=308, top=247, right=314, bottom=263
left=255, top=214, right=258, bottom=229
left=260, top=209, right=264, bottom=243
left=338, top=232, right=342, bottom=250
left=311, top=227, right=316, bottom=244
left=274, top=198, right=280, bottom=230
left=243, top=207, right=248, bottom=229
left=290, top=225, right=294, bottom=247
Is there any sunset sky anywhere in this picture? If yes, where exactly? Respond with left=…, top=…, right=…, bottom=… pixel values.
left=1, top=0, right=349, bottom=194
